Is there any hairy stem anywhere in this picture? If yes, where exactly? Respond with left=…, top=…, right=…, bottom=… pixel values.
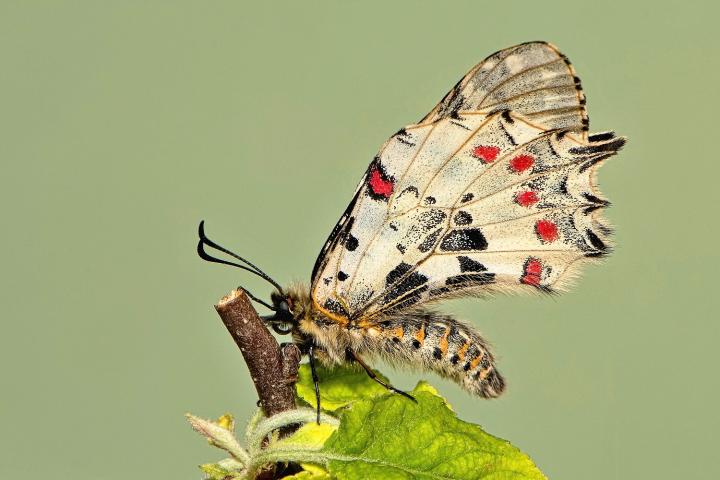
left=248, top=409, right=340, bottom=453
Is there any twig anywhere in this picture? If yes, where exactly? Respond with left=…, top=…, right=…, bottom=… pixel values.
left=214, top=289, right=302, bottom=479
left=215, top=288, right=300, bottom=417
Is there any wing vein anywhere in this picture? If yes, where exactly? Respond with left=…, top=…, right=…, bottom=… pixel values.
left=341, top=123, right=438, bottom=298
left=416, top=113, right=496, bottom=204
left=478, top=84, right=577, bottom=112
left=475, top=58, right=566, bottom=108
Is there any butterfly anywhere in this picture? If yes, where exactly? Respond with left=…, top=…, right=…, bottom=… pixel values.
left=198, top=41, right=625, bottom=415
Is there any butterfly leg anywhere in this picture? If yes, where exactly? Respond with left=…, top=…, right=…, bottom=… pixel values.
left=308, top=345, right=322, bottom=424
left=346, top=350, right=416, bottom=403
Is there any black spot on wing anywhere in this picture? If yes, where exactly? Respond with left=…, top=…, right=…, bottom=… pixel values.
left=450, top=120, right=472, bottom=131
left=500, top=109, right=515, bottom=124
left=418, top=228, right=443, bottom=253
left=424, top=196, right=436, bottom=205
left=453, top=211, right=473, bottom=226
left=582, top=116, right=590, bottom=132
left=323, top=298, right=349, bottom=317
left=558, top=175, right=569, bottom=195
left=578, top=154, right=610, bottom=173
left=585, top=228, right=609, bottom=252
left=394, top=128, right=415, bottom=146
left=460, top=193, right=474, bottom=203
left=386, top=262, right=413, bottom=285
left=547, top=135, right=561, bottom=158
left=439, top=229, right=488, bottom=252
left=498, top=112, right=517, bottom=146
left=588, top=131, right=616, bottom=142
left=582, top=192, right=610, bottom=206
left=390, top=288, right=428, bottom=311
left=382, top=262, right=429, bottom=308
left=457, top=256, right=487, bottom=272
left=345, top=233, right=359, bottom=252
left=582, top=205, right=603, bottom=215
left=418, top=209, right=447, bottom=230
left=330, top=216, right=357, bottom=254
left=398, top=186, right=419, bottom=199
left=337, top=271, right=348, bottom=281
left=445, top=273, right=495, bottom=286
left=569, top=137, right=625, bottom=155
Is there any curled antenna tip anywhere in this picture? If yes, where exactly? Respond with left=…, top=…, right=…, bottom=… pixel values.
left=196, top=220, right=285, bottom=294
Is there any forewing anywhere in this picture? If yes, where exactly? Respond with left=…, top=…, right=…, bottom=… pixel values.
left=310, top=42, right=622, bottom=322
left=420, top=41, right=588, bottom=135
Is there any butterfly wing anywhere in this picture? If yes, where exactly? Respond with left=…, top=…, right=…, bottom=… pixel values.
left=311, top=42, right=624, bottom=322
left=420, top=41, right=588, bottom=134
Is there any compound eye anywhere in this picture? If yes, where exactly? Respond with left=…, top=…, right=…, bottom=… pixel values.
left=271, top=322, right=293, bottom=335
left=278, top=300, right=290, bottom=313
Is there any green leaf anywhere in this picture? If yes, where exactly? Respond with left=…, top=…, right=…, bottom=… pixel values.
left=199, top=460, right=242, bottom=479
left=296, top=363, right=391, bottom=412
left=275, top=421, right=338, bottom=450
left=322, top=387, right=547, bottom=480
left=199, top=462, right=230, bottom=479
left=283, top=468, right=331, bottom=480
left=273, top=422, right=338, bottom=478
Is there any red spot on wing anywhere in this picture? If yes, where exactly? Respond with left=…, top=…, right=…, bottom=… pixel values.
left=472, top=145, right=500, bottom=163
left=535, top=219, right=559, bottom=243
left=521, top=257, right=543, bottom=286
left=509, top=154, right=534, bottom=173
left=515, top=190, right=539, bottom=207
left=368, top=165, right=394, bottom=198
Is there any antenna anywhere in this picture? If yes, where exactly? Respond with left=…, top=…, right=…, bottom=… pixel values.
left=197, top=221, right=285, bottom=295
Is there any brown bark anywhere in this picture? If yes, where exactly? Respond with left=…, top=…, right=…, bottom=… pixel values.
left=214, top=289, right=301, bottom=479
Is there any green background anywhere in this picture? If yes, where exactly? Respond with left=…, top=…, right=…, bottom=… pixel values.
left=2, top=1, right=717, bottom=479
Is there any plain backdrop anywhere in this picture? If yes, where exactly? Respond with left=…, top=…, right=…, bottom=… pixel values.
left=2, top=1, right=718, bottom=479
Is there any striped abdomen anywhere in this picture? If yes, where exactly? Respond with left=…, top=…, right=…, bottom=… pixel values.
left=371, top=310, right=505, bottom=398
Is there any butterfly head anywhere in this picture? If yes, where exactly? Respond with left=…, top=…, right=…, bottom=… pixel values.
left=263, top=289, right=294, bottom=334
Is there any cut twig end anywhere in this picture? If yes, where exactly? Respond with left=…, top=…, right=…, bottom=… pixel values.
left=215, top=288, right=244, bottom=308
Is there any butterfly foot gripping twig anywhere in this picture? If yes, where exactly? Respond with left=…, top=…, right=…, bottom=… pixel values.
left=280, top=342, right=302, bottom=386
